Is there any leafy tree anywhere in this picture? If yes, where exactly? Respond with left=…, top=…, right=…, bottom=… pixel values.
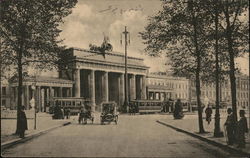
left=140, top=0, right=217, bottom=133
left=0, top=39, right=15, bottom=107
left=0, top=0, right=77, bottom=134
left=218, top=0, right=249, bottom=122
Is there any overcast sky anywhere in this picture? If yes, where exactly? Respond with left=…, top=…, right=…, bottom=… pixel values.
left=59, top=0, right=249, bottom=75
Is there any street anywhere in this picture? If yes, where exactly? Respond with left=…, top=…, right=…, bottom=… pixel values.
left=1, top=114, right=244, bottom=157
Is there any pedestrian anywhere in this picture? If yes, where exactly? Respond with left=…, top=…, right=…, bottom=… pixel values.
left=173, top=99, right=183, bottom=119
left=236, top=110, right=248, bottom=148
left=78, top=108, right=84, bottom=124
left=166, top=100, right=170, bottom=113
left=224, top=108, right=235, bottom=145
left=66, top=108, right=71, bottom=119
left=17, top=105, right=28, bottom=138
left=128, top=103, right=133, bottom=115
left=170, top=99, right=174, bottom=113
left=205, top=105, right=212, bottom=125
left=53, top=102, right=60, bottom=119
left=131, top=103, right=136, bottom=115
left=61, top=107, right=64, bottom=119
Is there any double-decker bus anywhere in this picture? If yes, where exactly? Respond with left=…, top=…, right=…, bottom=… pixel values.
left=50, top=97, right=90, bottom=115
left=130, top=100, right=163, bottom=114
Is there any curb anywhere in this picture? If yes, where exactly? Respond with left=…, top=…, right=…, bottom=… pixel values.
left=156, top=120, right=250, bottom=157
left=1, top=121, right=71, bottom=151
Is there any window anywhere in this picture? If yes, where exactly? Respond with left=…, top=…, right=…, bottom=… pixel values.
left=2, top=87, right=6, bottom=95
left=2, top=99, right=6, bottom=106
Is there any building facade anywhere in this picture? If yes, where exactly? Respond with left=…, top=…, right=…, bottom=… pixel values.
left=59, top=48, right=149, bottom=111
left=146, top=72, right=190, bottom=103
left=1, top=48, right=249, bottom=112
left=7, top=76, right=74, bottom=111
left=1, top=82, right=11, bottom=109
left=190, top=73, right=249, bottom=109
left=1, top=48, right=149, bottom=112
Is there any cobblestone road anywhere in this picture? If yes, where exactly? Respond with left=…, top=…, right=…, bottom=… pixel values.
left=2, top=114, right=245, bottom=157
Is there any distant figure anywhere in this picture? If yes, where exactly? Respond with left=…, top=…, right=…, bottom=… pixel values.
left=163, top=100, right=169, bottom=113
left=53, top=102, right=63, bottom=119
left=224, top=108, right=235, bottom=145
left=65, top=108, right=70, bottom=119
left=173, top=99, right=184, bottom=119
left=236, top=110, right=248, bottom=148
left=61, top=107, right=64, bottom=119
left=78, top=108, right=85, bottom=124
left=169, top=99, right=174, bottom=113
left=131, top=103, right=136, bottom=115
left=17, top=106, right=28, bottom=138
left=205, top=105, right=213, bottom=125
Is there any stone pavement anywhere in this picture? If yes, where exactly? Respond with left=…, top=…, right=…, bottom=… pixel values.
left=157, top=112, right=250, bottom=156
left=1, top=112, right=72, bottom=144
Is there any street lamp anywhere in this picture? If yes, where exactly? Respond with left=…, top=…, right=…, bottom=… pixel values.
left=31, top=83, right=37, bottom=130
left=213, top=0, right=223, bottom=137
left=121, top=26, right=130, bottom=113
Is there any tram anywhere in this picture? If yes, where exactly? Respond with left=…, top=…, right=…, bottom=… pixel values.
left=130, top=100, right=163, bottom=114
left=50, top=97, right=90, bottom=115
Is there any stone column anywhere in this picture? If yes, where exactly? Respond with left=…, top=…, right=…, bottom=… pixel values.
left=74, top=69, right=81, bottom=97
left=26, top=85, right=30, bottom=110
left=49, top=87, right=53, bottom=99
left=130, top=74, right=136, bottom=100
left=141, top=75, right=146, bottom=99
left=59, top=87, right=62, bottom=97
left=90, top=70, right=96, bottom=111
left=46, top=88, right=50, bottom=112
left=103, top=71, right=109, bottom=102
left=49, top=87, right=53, bottom=107
left=69, top=87, right=72, bottom=97
left=36, top=86, right=41, bottom=112
left=21, top=86, right=25, bottom=106
left=15, top=87, right=18, bottom=108
left=119, top=73, right=125, bottom=106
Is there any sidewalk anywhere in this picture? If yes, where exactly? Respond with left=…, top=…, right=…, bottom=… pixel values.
left=1, top=112, right=72, bottom=148
left=157, top=114, right=250, bottom=156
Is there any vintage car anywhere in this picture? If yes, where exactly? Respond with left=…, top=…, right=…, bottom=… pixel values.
left=78, top=104, right=94, bottom=124
left=100, top=102, right=118, bottom=125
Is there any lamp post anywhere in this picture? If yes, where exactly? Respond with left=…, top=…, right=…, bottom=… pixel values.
left=121, top=26, right=130, bottom=113
left=214, top=0, right=223, bottom=137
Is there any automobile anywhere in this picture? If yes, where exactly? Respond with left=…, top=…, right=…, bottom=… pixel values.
left=78, top=105, right=94, bottom=124
left=100, top=102, right=118, bottom=125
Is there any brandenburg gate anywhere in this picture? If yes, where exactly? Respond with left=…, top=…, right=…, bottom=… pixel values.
left=60, top=48, right=149, bottom=111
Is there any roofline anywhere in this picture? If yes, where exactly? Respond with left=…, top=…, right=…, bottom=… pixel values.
left=69, top=47, right=145, bottom=61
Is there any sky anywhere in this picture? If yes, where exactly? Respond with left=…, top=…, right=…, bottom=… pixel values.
left=59, top=0, right=249, bottom=75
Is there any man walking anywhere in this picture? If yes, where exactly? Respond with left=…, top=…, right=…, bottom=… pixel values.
left=205, top=105, right=212, bottom=125
left=17, top=106, right=28, bottom=138
left=236, top=110, right=248, bottom=148
left=224, top=108, right=235, bottom=145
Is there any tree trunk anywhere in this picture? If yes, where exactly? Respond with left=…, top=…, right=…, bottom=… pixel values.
left=0, top=55, right=2, bottom=107
left=0, top=40, right=2, bottom=107
left=194, top=32, right=205, bottom=133
left=224, top=7, right=237, bottom=123
left=190, top=0, right=205, bottom=133
left=15, top=45, right=23, bottom=134
left=195, top=68, right=205, bottom=133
